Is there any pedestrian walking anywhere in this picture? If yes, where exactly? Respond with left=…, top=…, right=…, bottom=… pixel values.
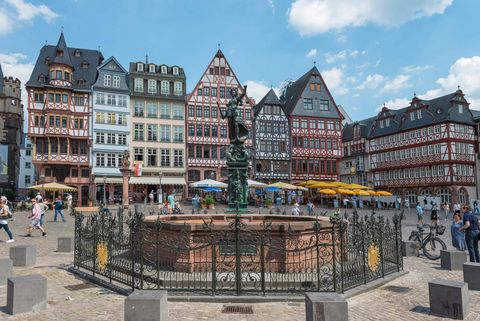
left=453, top=202, right=461, bottom=213
left=416, top=202, right=424, bottom=226
left=66, top=194, right=73, bottom=214
left=53, top=196, right=66, bottom=222
left=38, top=199, right=48, bottom=226
left=460, top=205, right=479, bottom=262
left=404, top=198, right=410, bottom=209
left=149, top=190, right=154, bottom=206
left=396, top=196, right=401, bottom=210
left=306, top=199, right=314, bottom=215
left=451, top=211, right=466, bottom=251
left=442, top=202, right=450, bottom=221
left=430, top=205, right=438, bottom=228
left=0, top=196, right=14, bottom=243
left=291, top=202, right=300, bottom=216
left=27, top=198, right=46, bottom=237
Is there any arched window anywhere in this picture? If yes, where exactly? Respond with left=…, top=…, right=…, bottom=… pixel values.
left=405, top=190, right=417, bottom=206
left=204, top=170, right=216, bottom=180
left=421, top=189, right=431, bottom=196
left=188, top=170, right=200, bottom=182
left=436, top=188, right=452, bottom=204
left=458, top=189, right=468, bottom=205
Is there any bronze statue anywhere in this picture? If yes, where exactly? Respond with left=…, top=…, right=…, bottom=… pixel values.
left=217, top=86, right=249, bottom=144
left=121, top=150, right=130, bottom=169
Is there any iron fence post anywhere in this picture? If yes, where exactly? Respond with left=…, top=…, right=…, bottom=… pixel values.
left=235, top=211, right=241, bottom=296
left=93, top=217, right=97, bottom=278
left=340, top=223, right=345, bottom=293
left=212, top=241, right=217, bottom=295
left=315, top=226, right=320, bottom=292
left=379, top=220, right=385, bottom=279
left=332, top=224, right=337, bottom=292
left=361, top=222, right=367, bottom=285
left=260, top=242, right=265, bottom=296
left=394, top=214, right=401, bottom=272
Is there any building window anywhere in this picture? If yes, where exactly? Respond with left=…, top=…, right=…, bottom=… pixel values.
left=95, top=113, right=105, bottom=124
left=161, top=65, right=167, bottom=74
left=118, top=134, right=127, bottom=145
left=458, top=104, right=463, bottom=114
left=96, top=93, right=105, bottom=105
left=211, top=87, right=217, bottom=97
left=147, top=124, right=158, bottom=141
left=196, top=106, right=202, bottom=117
left=74, top=96, right=84, bottom=106
left=196, top=124, right=203, bottom=137
left=172, top=104, right=183, bottom=119
left=107, top=94, right=116, bottom=106
left=173, top=126, right=183, bottom=143
left=96, top=153, right=105, bottom=167
left=147, top=102, right=157, bottom=118
left=417, top=109, right=422, bottom=119
left=134, top=148, right=144, bottom=162
left=303, top=98, right=313, bottom=110
left=160, top=125, right=171, bottom=142
left=103, top=74, right=111, bottom=87
left=147, top=149, right=157, bottom=167
left=319, top=100, right=329, bottom=111
left=188, top=170, right=200, bottom=182
left=148, top=79, right=157, bottom=94
left=219, top=87, right=225, bottom=98
left=188, top=124, right=195, bottom=136
left=220, top=126, right=227, bottom=138
left=410, top=112, right=415, bottom=121
left=106, top=153, right=116, bottom=167
left=118, top=114, right=127, bottom=125
left=107, top=133, right=116, bottom=144
left=34, top=93, right=44, bottom=103
left=174, top=82, right=183, bottom=96
left=160, top=104, right=170, bottom=119
left=204, top=87, right=210, bottom=96
left=134, top=78, right=143, bottom=92
left=172, top=67, right=179, bottom=75
left=107, top=113, right=115, bottom=124
left=149, top=64, right=155, bottom=73
left=113, top=76, right=120, bottom=88
left=197, top=87, right=202, bottom=96
left=174, top=149, right=183, bottom=167
left=188, top=105, right=194, bottom=117
left=134, top=101, right=144, bottom=117
left=25, top=175, right=31, bottom=185
left=161, top=81, right=169, bottom=95
left=160, top=149, right=170, bottom=167
left=134, top=124, right=144, bottom=141
left=118, top=95, right=127, bottom=107
left=204, top=106, right=210, bottom=118
left=385, top=118, right=390, bottom=127
left=137, top=63, right=143, bottom=71
left=25, top=162, right=31, bottom=169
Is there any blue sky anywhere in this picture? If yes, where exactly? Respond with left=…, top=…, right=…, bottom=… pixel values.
left=1, top=0, right=480, bottom=121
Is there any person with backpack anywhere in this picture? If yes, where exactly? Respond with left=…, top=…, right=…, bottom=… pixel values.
left=306, top=199, right=314, bottom=216
left=0, top=196, right=14, bottom=243
left=53, top=196, right=66, bottom=222
left=460, top=205, right=480, bottom=262
left=430, top=205, right=439, bottom=228
left=416, top=202, right=424, bottom=226
left=27, top=198, right=46, bottom=237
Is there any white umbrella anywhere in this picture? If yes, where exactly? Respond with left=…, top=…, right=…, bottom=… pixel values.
left=247, top=179, right=267, bottom=188
left=190, top=179, right=227, bottom=188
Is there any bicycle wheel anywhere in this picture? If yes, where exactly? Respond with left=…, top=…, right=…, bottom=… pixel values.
left=423, top=237, right=447, bottom=260
left=408, top=233, right=422, bottom=252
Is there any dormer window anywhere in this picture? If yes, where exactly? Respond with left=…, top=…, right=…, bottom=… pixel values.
left=173, top=67, right=179, bottom=75
left=38, top=74, right=46, bottom=83
left=74, top=50, right=81, bottom=57
left=137, top=63, right=144, bottom=72
left=385, top=118, right=390, bottom=127
left=56, top=50, right=64, bottom=57
left=379, top=120, right=384, bottom=129
left=149, top=64, right=155, bottom=73
left=104, top=74, right=111, bottom=86
left=77, top=79, right=86, bottom=85
left=44, top=57, right=50, bottom=65
left=410, top=112, right=415, bottom=121
left=417, top=109, right=422, bottom=119
left=458, top=104, right=464, bottom=114
left=161, top=66, right=167, bottom=74
left=81, top=61, right=89, bottom=69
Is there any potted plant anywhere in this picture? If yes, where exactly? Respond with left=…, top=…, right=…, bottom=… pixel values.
left=204, top=195, right=215, bottom=209
left=265, top=198, right=273, bottom=209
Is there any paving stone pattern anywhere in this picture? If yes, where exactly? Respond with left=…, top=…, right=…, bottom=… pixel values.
left=0, top=208, right=476, bottom=320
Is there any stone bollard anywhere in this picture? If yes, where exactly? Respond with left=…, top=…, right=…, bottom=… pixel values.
left=401, top=241, right=419, bottom=257
left=125, top=290, right=168, bottom=321
left=7, top=274, right=47, bottom=314
left=57, top=237, right=74, bottom=252
left=429, top=278, right=468, bottom=320
left=440, top=250, right=467, bottom=270
left=9, top=245, right=36, bottom=267
left=463, top=262, right=480, bottom=290
left=305, top=292, right=348, bottom=321
left=0, top=258, right=12, bottom=285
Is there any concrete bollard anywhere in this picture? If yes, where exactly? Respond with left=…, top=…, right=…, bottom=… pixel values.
left=57, top=237, right=74, bottom=252
left=429, top=278, right=468, bottom=320
left=401, top=241, right=419, bottom=257
left=463, top=262, right=480, bottom=290
left=440, top=250, right=467, bottom=271
left=9, top=245, right=36, bottom=267
left=0, top=258, right=12, bottom=285
left=305, top=292, right=348, bottom=321
left=7, top=274, right=47, bottom=314
left=125, top=290, right=168, bottom=321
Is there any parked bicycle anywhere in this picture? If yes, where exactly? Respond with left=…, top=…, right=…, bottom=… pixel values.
left=408, top=224, right=447, bottom=260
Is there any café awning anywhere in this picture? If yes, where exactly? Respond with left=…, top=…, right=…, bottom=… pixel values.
left=130, top=176, right=186, bottom=185
left=94, top=177, right=123, bottom=184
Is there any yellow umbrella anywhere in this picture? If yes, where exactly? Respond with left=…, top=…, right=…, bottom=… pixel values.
left=319, top=189, right=337, bottom=195
left=366, top=190, right=378, bottom=196
left=337, top=189, right=355, bottom=195
left=330, top=181, right=350, bottom=187
left=298, top=180, right=320, bottom=187
left=377, top=191, right=393, bottom=196
left=29, top=182, right=78, bottom=192
left=341, top=183, right=370, bottom=190
left=309, top=181, right=337, bottom=189
left=268, top=182, right=308, bottom=191
left=354, top=190, right=370, bottom=196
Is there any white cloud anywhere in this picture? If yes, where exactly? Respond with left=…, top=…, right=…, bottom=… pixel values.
left=401, top=64, right=433, bottom=73
left=243, top=80, right=281, bottom=103
left=380, top=97, right=410, bottom=111
left=335, top=33, right=347, bottom=43
left=288, top=0, right=454, bottom=36
left=305, top=48, right=317, bottom=58
left=266, top=0, right=275, bottom=13
left=0, top=9, right=13, bottom=35
left=5, top=0, right=58, bottom=22
left=321, top=67, right=348, bottom=95
left=356, top=74, right=385, bottom=90
left=324, top=49, right=360, bottom=64
left=381, top=74, right=411, bottom=94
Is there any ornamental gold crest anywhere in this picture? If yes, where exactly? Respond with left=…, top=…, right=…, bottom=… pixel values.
left=367, top=243, right=380, bottom=272
left=97, top=242, right=108, bottom=272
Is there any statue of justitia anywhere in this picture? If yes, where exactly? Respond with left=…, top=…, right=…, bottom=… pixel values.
left=218, top=86, right=249, bottom=145
left=121, top=150, right=130, bottom=169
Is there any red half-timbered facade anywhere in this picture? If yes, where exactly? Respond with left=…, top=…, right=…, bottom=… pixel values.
left=26, top=33, right=103, bottom=205
left=368, top=91, right=477, bottom=205
left=281, top=67, right=343, bottom=182
left=186, top=49, right=254, bottom=194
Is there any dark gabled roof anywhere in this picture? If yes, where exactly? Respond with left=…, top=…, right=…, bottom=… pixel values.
left=97, top=56, right=127, bottom=74
left=254, top=89, right=283, bottom=117
left=368, top=91, right=475, bottom=138
left=0, top=63, right=3, bottom=94
left=471, top=109, right=480, bottom=121
left=52, top=32, right=73, bottom=68
left=26, top=36, right=103, bottom=90
left=281, top=67, right=316, bottom=115
left=342, top=116, right=376, bottom=142
left=215, top=49, right=224, bottom=58
left=128, top=62, right=186, bottom=77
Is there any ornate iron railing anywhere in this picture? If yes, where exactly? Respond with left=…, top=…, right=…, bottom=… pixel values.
left=73, top=207, right=403, bottom=295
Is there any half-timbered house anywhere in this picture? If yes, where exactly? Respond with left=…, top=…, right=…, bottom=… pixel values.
left=368, top=90, right=477, bottom=205
left=186, top=49, right=254, bottom=195
left=281, top=66, right=343, bottom=183
left=253, top=89, right=290, bottom=181
left=26, top=33, right=104, bottom=205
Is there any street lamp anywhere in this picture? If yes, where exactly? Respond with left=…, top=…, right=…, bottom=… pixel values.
left=40, top=173, right=45, bottom=198
left=158, top=172, right=163, bottom=205
left=103, top=175, right=107, bottom=206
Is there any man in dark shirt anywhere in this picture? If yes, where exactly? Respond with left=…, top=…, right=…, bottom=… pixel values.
left=460, top=205, right=480, bottom=262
